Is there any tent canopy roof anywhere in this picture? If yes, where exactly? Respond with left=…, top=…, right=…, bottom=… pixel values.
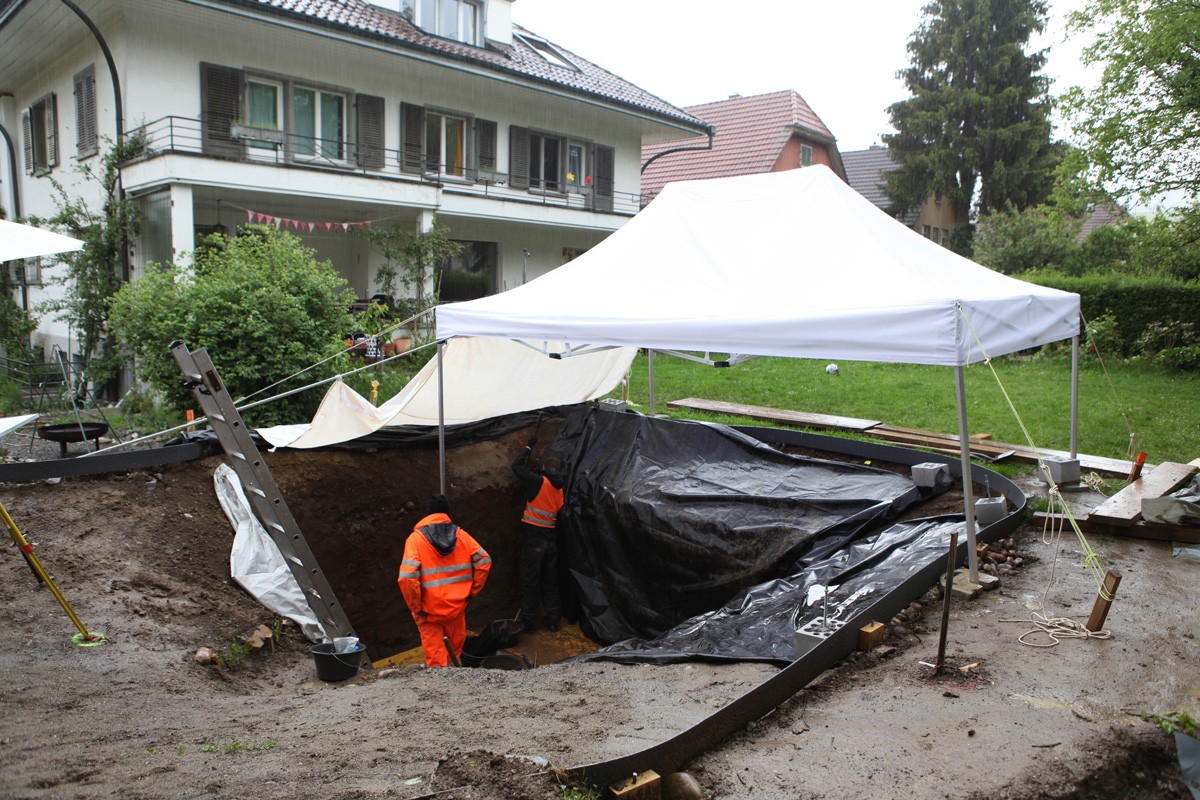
left=437, top=165, right=1080, bottom=367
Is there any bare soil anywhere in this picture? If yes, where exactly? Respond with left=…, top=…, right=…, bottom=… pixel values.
left=0, top=425, right=1197, bottom=799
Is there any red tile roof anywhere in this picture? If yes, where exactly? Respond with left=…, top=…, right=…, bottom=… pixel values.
left=639, top=90, right=838, bottom=202
left=218, top=0, right=706, bottom=131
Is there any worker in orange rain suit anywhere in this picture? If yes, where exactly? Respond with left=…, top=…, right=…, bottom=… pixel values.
left=512, top=439, right=566, bottom=633
left=397, top=494, right=491, bottom=668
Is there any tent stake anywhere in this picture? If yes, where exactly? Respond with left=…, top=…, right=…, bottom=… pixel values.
left=955, top=365, right=979, bottom=582
left=935, top=530, right=959, bottom=675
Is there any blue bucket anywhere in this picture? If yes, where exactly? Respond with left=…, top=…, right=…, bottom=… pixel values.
left=310, top=642, right=364, bottom=682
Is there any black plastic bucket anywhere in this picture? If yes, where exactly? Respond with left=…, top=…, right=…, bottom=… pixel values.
left=310, top=642, right=364, bottom=682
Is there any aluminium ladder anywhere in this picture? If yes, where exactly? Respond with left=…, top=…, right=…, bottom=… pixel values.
left=171, top=340, right=356, bottom=641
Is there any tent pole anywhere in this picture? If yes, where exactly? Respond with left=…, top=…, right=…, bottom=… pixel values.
left=648, top=349, right=656, bottom=416
left=1070, top=335, right=1080, bottom=458
left=437, top=340, right=447, bottom=496
left=955, top=365, right=979, bottom=583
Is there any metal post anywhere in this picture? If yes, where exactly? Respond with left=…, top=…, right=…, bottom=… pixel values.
left=522, top=250, right=530, bottom=285
left=955, top=366, right=979, bottom=582
left=437, top=340, right=447, bottom=496
left=1070, top=335, right=1080, bottom=459
left=647, top=349, right=656, bottom=416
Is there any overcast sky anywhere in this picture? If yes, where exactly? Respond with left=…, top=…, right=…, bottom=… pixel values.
left=511, top=0, right=1098, bottom=153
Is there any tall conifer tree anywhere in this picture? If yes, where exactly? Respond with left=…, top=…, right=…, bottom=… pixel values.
left=883, top=0, right=1058, bottom=246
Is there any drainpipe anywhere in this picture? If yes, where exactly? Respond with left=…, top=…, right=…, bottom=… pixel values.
left=640, top=125, right=715, bottom=175
left=0, top=118, right=28, bottom=310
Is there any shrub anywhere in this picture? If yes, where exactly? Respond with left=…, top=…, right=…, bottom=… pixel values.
left=1154, top=346, right=1200, bottom=371
left=109, top=225, right=355, bottom=426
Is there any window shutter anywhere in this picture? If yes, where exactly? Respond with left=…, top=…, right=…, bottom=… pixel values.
left=508, top=125, right=529, bottom=189
left=400, top=102, right=425, bottom=174
left=45, top=93, right=58, bottom=168
left=200, top=62, right=244, bottom=158
left=74, top=66, right=98, bottom=158
left=474, top=118, right=497, bottom=179
left=355, top=94, right=385, bottom=170
left=591, top=143, right=614, bottom=212
left=21, top=109, right=32, bottom=175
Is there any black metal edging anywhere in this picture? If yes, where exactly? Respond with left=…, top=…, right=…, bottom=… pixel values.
left=0, top=442, right=215, bottom=483
left=571, top=426, right=1027, bottom=788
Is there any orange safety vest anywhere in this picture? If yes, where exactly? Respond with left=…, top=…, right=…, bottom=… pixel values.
left=397, top=513, right=491, bottom=620
left=522, top=476, right=564, bottom=529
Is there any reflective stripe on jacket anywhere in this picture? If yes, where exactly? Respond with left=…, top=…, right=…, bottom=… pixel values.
left=522, top=476, right=564, bottom=529
left=398, top=512, right=491, bottom=620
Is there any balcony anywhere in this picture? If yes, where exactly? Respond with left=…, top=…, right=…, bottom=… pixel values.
left=121, top=116, right=642, bottom=217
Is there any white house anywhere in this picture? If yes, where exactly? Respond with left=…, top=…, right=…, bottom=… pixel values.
left=0, top=0, right=707, bottom=366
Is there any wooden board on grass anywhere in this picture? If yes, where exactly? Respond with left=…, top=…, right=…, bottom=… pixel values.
left=1088, top=462, right=1198, bottom=526
left=668, top=398, right=881, bottom=432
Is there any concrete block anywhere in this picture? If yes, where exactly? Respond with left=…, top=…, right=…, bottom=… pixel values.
left=598, top=398, right=627, bottom=413
left=1039, top=456, right=1081, bottom=486
left=974, top=496, right=1006, bottom=527
left=912, top=462, right=949, bottom=488
left=858, top=621, right=886, bottom=650
left=610, top=769, right=661, bottom=799
left=794, top=619, right=837, bottom=659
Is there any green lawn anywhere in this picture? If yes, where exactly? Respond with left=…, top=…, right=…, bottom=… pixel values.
left=609, top=353, right=1200, bottom=465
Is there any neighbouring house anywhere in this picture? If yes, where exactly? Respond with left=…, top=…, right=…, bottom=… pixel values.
left=639, top=89, right=845, bottom=206
left=842, top=144, right=966, bottom=247
left=0, top=0, right=707, bottom=376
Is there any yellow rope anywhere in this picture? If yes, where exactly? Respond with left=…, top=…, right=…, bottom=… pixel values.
left=954, top=304, right=1111, bottom=598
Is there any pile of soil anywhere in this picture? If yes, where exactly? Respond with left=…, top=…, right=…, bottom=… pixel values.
left=0, top=422, right=1195, bottom=799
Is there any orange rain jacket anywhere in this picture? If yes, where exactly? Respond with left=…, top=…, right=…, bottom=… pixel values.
left=397, top=513, right=491, bottom=620
left=521, top=477, right=564, bottom=530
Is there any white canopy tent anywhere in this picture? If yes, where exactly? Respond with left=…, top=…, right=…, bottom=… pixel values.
left=435, top=165, right=1083, bottom=579
left=0, top=219, right=85, bottom=261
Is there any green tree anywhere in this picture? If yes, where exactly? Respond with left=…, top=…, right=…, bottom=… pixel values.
left=1061, top=0, right=1200, bottom=202
left=358, top=218, right=460, bottom=342
left=109, top=225, right=355, bottom=426
left=28, top=136, right=144, bottom=393
left=974, top=206, right=1080, bottom=274
left=884, top=0, right=1059, bottom=240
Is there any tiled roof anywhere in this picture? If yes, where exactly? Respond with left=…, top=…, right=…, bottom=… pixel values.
left=841, top=145, right=893, bottom=211
left=221, top=0, right=706, bottom=131
left=639, top=90, right=836, bottom=201
left=1078, top=201, right=1125, bottom=241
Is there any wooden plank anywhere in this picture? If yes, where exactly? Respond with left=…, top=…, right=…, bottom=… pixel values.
left=668, top=398, right=881, bottom=432
left=1089, top=462, right=1198, bottom=525
left=1072, top=513, right=1200, bottom=545
left=1086, top=569, right=1122, bottom=633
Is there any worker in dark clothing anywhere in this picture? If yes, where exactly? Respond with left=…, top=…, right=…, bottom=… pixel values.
left=512, top=440, right=565, bottom=633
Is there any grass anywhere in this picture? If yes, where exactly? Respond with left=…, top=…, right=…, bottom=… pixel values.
left=607, top=352, right=1200, bottom=465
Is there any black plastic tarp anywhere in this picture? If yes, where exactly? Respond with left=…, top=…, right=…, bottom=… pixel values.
left=550, top=408, right=949, bottom=651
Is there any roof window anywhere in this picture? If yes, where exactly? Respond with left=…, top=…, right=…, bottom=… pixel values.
left=516, top=33, right=577, bottom=70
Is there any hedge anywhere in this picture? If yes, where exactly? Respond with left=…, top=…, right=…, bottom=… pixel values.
left=1019, top=271, right=1200, bottom=356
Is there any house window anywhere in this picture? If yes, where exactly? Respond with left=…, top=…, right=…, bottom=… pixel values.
left=438, top=240, right=496, bottom=301
left=22, top=93, right=58, bottom=174
left=6, top=258, right=43, bottom=286
left=530, top=132, right=562, bottom=192
left=922, top=224, right=931, bottom=238
left=426, top=111, right=467, bottom=177
left=516, top=33, right=577, bottom=70
left=567, top=142, right=587, bottom=189
left=800, top=145, right=813, bottom=167
left=932, top=227, right=941, bottom=244
left=293, top=87, right=344, bottom=160
left=418, top=0, right=480, bottom=45
left=246, top=79, right=281, bottom=150
left=74, top=65, right=98, bottom=159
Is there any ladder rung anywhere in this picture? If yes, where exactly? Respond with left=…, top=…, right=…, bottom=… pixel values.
left=229, top=451, right=247, bottom=461
left=247, top=486, right=266, bottom=498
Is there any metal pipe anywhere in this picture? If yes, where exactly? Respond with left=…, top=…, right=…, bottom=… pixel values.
left=647, top=349, right=655, bottom=416
left=58, top=0, right=123, bottom=144
left=1070, top=335, right=1080, bottom=458
left=437, top=339, right=446, bottom=496
left=954, top=365, right=979, bottom=582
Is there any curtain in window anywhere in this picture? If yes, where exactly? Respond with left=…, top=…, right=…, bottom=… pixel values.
left=320, top=92, right=343, bottom=159
left=293, top=88, right=316, bottom=155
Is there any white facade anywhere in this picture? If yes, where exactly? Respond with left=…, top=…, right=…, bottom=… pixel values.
left=0, top=0, right=705, bottom=361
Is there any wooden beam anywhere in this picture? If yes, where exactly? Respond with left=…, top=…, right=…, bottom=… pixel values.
left=1086, top=569, right=1122, bottom=633
left=667, top=398, right=881, bottom=432
left=1089, top=462, right=1198, bottom=526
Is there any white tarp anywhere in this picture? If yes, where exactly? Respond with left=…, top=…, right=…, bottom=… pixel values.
left=213, top=463, right=324, bottom=641
left=0, top=219, right=84, bottom=261
left=436, top=165, right=1081, bottom=366
left=257, top=335, right=636, bottom=449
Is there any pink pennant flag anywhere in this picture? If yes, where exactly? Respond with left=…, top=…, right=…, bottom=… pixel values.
left=307, top=222, right=316, bottom=232
left=341, top=222, right=350, bottom=232
left=246, top=209, right=254, bottom=221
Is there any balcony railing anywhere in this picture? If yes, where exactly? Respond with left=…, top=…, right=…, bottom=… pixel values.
left=123, top=116, right=642, bottom=216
